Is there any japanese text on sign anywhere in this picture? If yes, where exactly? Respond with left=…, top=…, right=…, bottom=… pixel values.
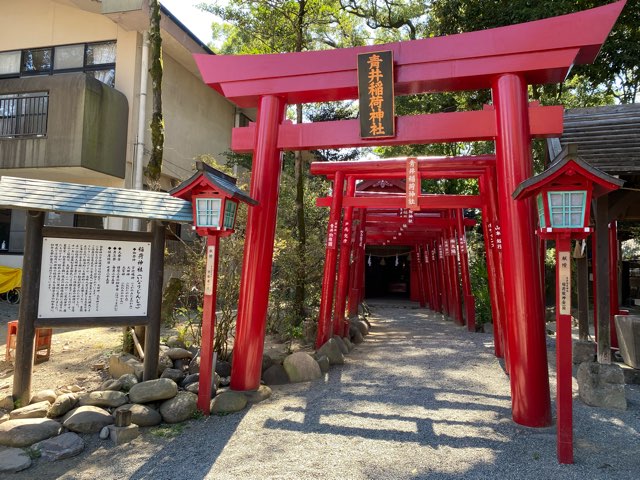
left=559, top=251, right=571, bottom=315
left=327, top=220, right=339, bottom=249
left=38, top=238, right=151, bottom=318
left=204, top=246, right=215, bottom=296
left=406, top=157, right=420, bottom=211
left=357, top=51, right=395, bottom=138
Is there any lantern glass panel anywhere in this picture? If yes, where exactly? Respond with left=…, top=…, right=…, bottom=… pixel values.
left=223, top=200, right=237, bottom=229
left=546, top=191, right=586, bottom=228
left=536, top=194, right=546, bottom=228
left=196, top=198, right=222, bottom=227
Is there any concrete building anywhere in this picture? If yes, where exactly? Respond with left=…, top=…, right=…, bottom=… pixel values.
left=0, top=0, right=245, bottom=266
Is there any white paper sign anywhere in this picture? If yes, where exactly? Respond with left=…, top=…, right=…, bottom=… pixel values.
left=38, top=238, right=151, bottom=318
left=204, top=245, right=215, bottom=296
left=559, top=251, right=571, bottom=315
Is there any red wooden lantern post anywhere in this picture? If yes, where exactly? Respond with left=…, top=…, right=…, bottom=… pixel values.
left=514, top=145, right=623, bottom=463
left=170, top=162, right=257, bottom=415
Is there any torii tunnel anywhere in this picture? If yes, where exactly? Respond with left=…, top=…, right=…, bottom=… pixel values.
left=194, top=1, right=625, bottom=428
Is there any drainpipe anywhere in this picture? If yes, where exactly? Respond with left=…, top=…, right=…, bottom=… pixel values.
left=132, top=31, right=150, bottom=232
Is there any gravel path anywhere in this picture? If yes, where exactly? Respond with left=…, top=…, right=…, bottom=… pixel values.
left=12, top=305, right=640, bottom=479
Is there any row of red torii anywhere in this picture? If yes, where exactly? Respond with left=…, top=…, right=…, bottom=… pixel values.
left=194, top=2, right=625, bottom=429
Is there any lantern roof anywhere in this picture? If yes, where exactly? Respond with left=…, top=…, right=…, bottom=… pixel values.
left=170, top=162, right=258, bottom=206
left=513, top=144, right=624, bottom=201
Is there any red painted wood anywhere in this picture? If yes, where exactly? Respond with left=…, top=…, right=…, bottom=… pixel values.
left=333, top=177, right=356, bottom=337
left=316, top=172, right=345, bottom=348
left=457, top=209, right=476, bottom=331
left=609, top=221, right=620, bottom=349
left=232, top=107, right=562, bottom=153
left=230, top=96, right=285, bottom=392
left=555, top=236, right=574, bottom=464
left=493, top=74, right=551, bottom=427
left=194, top=2, right=624, bottom=107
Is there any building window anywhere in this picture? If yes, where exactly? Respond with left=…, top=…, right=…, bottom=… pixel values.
left=0, top=92, right=48, bottom=138
left=0, top=41, right=116, bottom=87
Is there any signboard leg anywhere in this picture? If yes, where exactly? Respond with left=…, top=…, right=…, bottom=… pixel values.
left=13, top=211, right=44, bottom=406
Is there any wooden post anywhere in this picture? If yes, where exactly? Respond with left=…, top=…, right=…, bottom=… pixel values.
left=143, top=221, right=164, bottom=380
left=576, top=252, right=590, bottom=341
left=595, top=196, right=611, bottom=364
left=13, top=211, right=45, bottom=406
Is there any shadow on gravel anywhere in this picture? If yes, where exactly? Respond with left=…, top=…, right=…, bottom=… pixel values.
left=127, top=411, right=249, bottom=480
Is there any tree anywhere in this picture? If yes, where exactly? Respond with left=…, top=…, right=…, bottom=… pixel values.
left=145, top=0, right=164, bottom=185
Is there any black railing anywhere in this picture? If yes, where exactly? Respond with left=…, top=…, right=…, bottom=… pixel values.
left=0, top=93, right=48, bottom=138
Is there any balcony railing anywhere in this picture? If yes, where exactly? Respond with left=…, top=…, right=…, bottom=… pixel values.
left=0, top=93, right=48, bottom=138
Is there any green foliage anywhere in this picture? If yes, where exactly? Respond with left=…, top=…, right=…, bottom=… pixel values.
left=150, top=423, right=186, bottom=438
left=466, top=227, right=492, bottom=326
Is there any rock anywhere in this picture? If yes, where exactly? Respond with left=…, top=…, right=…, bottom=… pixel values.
left=166, top=348, right=194, bottom=361
left=114, top=404, right=161, bottom=427
left=0, top=419, right=62, bottom=447
left=31, top=390, right=57, bottom=405
left=0, top=394, right=14, bottom=412
left=220, top=376, right=231, bottom=387
left=79, top=391, right=128, bottom=409
left=10, top=401, right=50, bottom=420
left=215, top=361, right=232, bottom=378
left=262, top=365, right=289, bottom=386
left=316, top=338, right=345, bottom=365
left=68, top=385, right=83, bottom=393
left=99, top=379, right=124, bottom=391
left=349, top=325, right=364, bottom=344
left=166, top=336, right=187, bottom=349
left=573, top=340, right=596, bottom=365
left=188, top=355, right=201, bottom=374
left=159, top=392, right=198, bottom=423
left=161, top=368, right=186, bottom=384
left=243, top=385, right=272, bottom=404
left=614, top=315, right=640, bottom=368
left=210, top=391, right=247, bottom=415
left=34, top=432, right=84, bottom=461
left=109, top=354, right=144, bottom=381
left=352, top=319, right=369, bottom=336
left=181, top=373, right=200, bottom=388
left=482, top=323, right=494, bottom=334
left=0, top=414, right=10, bottom=425
left=128, top=378, right=178, bottom=404
left=118, top=374, right=139, bottom=392
left=99, top=426, right=110, bottom=439
left=314, top=354, right=330, bottom=374
left=48, top=394, right=77, bottom=419
left=343, top=337, right=354, bottom=352
left=185, top=383, right=199, bottom=394
left=359, top=314, right=371, bottom=328
left=62, top=406, right=114, bottom=434
left=577, top=362, right=627, bottom=410
left=0, top=447, right=31, bottom=473
left=283, top=352, right=322, bottom=383
left=13, top=401, right=50, bottom=421
left=91, top=362, right=106, bottom=371
left=332, top=336, right=349, bottom=355
left=262, top=355, right=274, bottom=373
left=157, top=353, right=174, bottom=375
left=173, top=358, right=191, bottom=371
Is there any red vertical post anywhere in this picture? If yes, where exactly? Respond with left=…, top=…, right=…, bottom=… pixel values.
left=431, top=242, right=442, bottom=312
left=198, top=234, right=220, bottom=414
left=333, top=177, right=356, bottom=336
left=609, top=221, right=620, bottom=348
left=449, top=216, right=464, bottom=325
left=316, top=171, right=345, bottom=348
left=439, top=236, right=451, bottom=317
left=555, top=236, right=574, bottom=464
left=493, top=73, right=551, bottom=427
left=348, top=210, right=365, bottom=318
left=415, top=245, right=427, bottom=308
left=423, top=244, right=434, bottom=309
left=230, top=95, right=285, bottom=392
left=479, top=170, right=507, bottom=360
left=457, top=209, right=476, bottom=331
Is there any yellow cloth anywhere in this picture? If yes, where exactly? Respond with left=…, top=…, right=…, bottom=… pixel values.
left=0, top=266, right=22, bottom=293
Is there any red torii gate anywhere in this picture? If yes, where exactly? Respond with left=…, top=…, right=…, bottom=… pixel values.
left=194, top=1, right=625, bottom=428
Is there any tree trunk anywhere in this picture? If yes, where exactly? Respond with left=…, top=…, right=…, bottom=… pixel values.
left=293, top=103, right=306, bottom=323
left=145, top=0, right=164, bottom=187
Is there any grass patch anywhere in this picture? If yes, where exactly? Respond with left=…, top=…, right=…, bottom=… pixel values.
left=150, top=424, right=187, bottom=438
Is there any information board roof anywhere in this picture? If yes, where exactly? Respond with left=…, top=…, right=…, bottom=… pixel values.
left=0, top=176, right=193, bottom=222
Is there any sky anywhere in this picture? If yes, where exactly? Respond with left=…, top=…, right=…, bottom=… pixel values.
left=160, top=0, right=221, bottom=46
